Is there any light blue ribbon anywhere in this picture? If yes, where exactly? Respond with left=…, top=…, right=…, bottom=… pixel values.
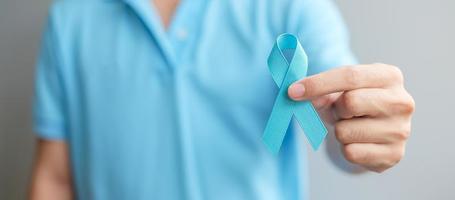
left=263, top=33, right=327, bottom=154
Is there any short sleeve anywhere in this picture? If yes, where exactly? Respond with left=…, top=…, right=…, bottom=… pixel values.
left=33, top=11, right=67, bottom=140
left=288, top=0, right=358, bottom=75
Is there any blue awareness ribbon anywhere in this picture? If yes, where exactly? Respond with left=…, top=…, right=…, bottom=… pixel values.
left=263, top=33, right=328, bottom=154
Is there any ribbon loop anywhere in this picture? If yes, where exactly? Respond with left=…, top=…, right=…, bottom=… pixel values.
left=263, top=33, right=327, bottom=154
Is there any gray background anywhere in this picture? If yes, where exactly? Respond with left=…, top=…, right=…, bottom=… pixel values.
left=0, top=0, right=454, bottom=199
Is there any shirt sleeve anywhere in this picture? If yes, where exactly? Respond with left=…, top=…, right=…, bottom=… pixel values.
left=33, top=11, right=67, bottom=141
left=287, top=0, right=358, bottom=75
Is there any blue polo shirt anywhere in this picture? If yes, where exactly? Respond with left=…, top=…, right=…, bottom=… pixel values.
left=34, top=0, right=356, bottom=199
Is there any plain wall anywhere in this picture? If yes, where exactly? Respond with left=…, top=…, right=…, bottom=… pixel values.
left=1, top=0, right=454, bottom=199
left=309, top=0, right=455, bottom=199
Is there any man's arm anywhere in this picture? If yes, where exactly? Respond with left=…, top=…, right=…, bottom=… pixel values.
left=29, top=139, right=73, bottom=200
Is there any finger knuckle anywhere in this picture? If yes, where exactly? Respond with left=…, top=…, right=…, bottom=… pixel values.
left=343, top=92, right=360, bottom=115
left=390, top=145, right=406, bottom=165
left=387, top=64, right=404, bottom=83
left=392, top=93, right=415, bottom=115
left=343, top=67, right=362, bottom=87
left=395, top=124, right=411, bottom=141
left=395, top=131, right=410, bottom=141
left=374, top=63, right=404, bottom=83
left=403, top=95, right=416, bottom=114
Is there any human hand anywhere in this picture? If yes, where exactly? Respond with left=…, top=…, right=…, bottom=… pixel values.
left=288, top=64, right=415, bottom=173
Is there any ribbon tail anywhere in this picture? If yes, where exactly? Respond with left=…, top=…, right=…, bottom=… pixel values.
left=262, top=93, right=294, bottom=154
left=293, top=101, right=327, bottom=150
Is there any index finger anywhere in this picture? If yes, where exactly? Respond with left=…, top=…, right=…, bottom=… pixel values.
left=288, top=64, right=403, bottom=100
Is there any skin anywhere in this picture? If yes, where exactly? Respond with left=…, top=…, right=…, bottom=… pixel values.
left=29, top=1, right=414, bottom=199
left=29, top=140, right=72, bottom=200
left=288, top=64, right=415, bottom=173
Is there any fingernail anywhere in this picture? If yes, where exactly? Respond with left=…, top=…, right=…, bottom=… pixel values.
left=288, top=83, right=305, bottom=100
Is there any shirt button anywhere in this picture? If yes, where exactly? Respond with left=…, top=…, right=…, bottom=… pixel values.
left=176, top=28, right=188, bottom=41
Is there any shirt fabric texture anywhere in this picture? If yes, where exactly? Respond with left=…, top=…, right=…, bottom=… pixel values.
left=34, top=0, right=356, bottom=199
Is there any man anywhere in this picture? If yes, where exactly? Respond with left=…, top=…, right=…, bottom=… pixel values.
left=29, top=0, right=415, bottom=199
